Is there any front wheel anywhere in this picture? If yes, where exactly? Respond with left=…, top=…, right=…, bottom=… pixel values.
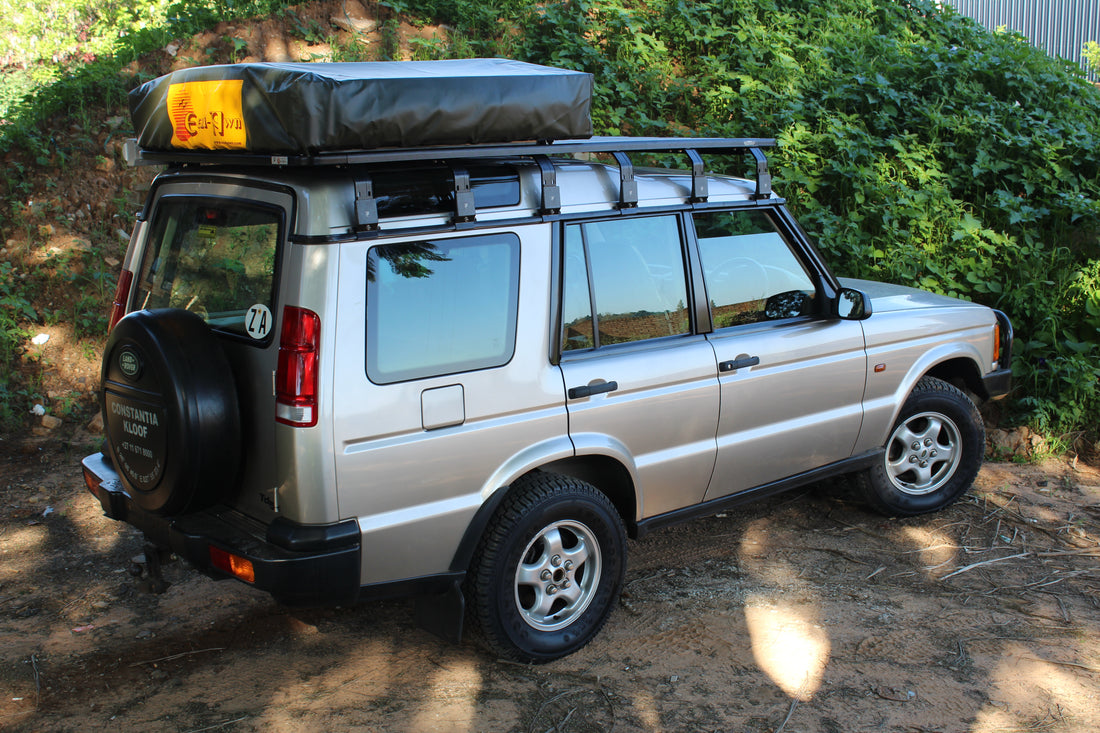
left=466, top=472, right=626, bottom=663
left=859, top=376, right=984, bottom=516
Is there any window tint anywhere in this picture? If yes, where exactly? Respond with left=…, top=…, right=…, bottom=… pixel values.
left=561, top=215, right=690, bottom=350
left=137, top=197, right=280, bottom=338
left=367, top=234, right=520, bottom=383
left=694, top=210, right=817, bottom=328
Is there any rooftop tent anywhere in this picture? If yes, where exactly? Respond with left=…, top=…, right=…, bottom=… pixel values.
left=129, top=59, right=594, bottom=154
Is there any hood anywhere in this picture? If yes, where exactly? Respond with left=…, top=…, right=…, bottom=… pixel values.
left=839, top=277, right=983, bottom=314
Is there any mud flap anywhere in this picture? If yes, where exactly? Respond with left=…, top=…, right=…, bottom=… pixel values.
left=413, top=582, right=465, bottom=644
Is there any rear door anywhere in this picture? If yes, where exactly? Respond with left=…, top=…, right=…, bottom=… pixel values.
left=133, top=183, right=292, bottom=518
left=557, top=214, right=720, bottom=519
left=691, top=208, right=867, bottom=500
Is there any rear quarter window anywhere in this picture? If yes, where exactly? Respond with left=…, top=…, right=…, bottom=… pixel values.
left=366, top=233, right=520, bottom=384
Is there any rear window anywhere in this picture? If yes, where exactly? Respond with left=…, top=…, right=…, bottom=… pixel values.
left=136, top=197, right=281, bottom=340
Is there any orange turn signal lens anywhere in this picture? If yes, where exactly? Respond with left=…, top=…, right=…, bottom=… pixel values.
left=993, top=323, right=1001, bottom=364
left=82, top=466, right=100, bottom=496
left=209, top=546, right=256, bottom=583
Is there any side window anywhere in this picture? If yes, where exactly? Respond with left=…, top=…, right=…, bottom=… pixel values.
left=694, top=210, right=818, bottom=328
left=366, top=233, right=520, bottom=383
left=561, top=215, right=690, bottom=351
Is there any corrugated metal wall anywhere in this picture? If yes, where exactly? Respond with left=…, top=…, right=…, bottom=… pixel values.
left=941, top=0, right=1100, bottom=81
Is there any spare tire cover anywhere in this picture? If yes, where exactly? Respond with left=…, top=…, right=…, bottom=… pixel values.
left=101, top=309, right=241, bottom=516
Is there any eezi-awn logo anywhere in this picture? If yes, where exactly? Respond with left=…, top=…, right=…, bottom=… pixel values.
left=167, top=80, right=247, bottom=150
left=118, top=347, right=142, bottom=379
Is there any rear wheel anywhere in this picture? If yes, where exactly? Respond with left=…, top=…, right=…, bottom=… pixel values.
left=466, top=472, right=626, bottom=663
left=859, top=377, right=984, bottom=516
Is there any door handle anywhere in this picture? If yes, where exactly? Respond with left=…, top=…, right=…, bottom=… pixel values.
left=719, top=355, right=760, bottom=372
left=568, top=381, right=619, bottom=399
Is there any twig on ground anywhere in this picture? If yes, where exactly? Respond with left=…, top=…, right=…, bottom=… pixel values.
left=1035, top=548, right=1100, bottom=558
left=939, top=552, right=1032, bottom=580
left=1019, top=657, right=1100, bottom=674
left=30, top=654, right=40, bottom=711
left=182, top=716, right=248, bottom=733
left=129, top=647, right=225, bottom=667
left=774, top=698, right=799, bottom=733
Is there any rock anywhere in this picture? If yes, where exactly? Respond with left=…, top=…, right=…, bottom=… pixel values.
left=332, top=15, right=377, bottom=33
left=38, top=224, right=55, bottom=238
left=86, top=412, right=105, bottom=434
left=40, top=415, right=63, bottom=430
left=989, top=427, right=1038, bottom=458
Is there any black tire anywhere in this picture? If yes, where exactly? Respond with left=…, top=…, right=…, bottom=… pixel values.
left=859, top=376, right=984, bottom=516
left=466, top=472, right=626, bottom=663
left=101, top=309, right=241, bottom=516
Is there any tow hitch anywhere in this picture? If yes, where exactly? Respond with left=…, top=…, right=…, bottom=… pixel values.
left=130, top=542, right=174, bottom=594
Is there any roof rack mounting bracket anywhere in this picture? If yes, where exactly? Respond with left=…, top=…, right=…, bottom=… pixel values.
left=452, top=167, right=476, bottom=222
left=749, top=147, right=772, bottom=200
left=611, top=151, right=638, bottom=209
left=685, top=149, right=708, bottom=203
left=354, top=177, right=379, bottom=231
left=533, top=155, right=561, bottom=215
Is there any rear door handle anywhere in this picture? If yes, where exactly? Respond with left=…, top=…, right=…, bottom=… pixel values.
left=568, top=381, right=619, bottom=399
left=719, top=355, right=760, bottom=372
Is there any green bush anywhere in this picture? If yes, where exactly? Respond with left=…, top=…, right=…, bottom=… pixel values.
left=476, top=0, right=1100, bottom=442
left=1084, top=41, right=1100, bottom=76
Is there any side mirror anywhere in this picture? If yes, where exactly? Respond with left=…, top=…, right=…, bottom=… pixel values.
left=836, top=287, right=871, bottom=320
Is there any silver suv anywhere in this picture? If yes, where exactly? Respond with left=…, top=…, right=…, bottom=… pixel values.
left=82, top=60, right=1011, bottom=662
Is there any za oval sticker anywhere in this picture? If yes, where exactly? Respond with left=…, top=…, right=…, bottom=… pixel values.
left=245, top=304, right=273, bottom=340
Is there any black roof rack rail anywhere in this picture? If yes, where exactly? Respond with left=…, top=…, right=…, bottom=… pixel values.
left=125, top=136, right=778, bottom=214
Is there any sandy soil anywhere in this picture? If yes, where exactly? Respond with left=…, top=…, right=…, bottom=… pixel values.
left=1, top=436, right=1098, bottom=733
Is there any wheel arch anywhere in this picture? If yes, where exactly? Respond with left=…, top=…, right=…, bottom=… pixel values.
left=925, top=355, right=990, bottom=402
left=449, top=451, right=639, bottom=574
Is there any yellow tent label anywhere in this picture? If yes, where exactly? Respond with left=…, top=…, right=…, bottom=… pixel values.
left=167, top=80, right=247, bottom=150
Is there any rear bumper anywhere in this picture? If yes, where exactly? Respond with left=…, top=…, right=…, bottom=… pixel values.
left=81, top=452, right=361, bottom=605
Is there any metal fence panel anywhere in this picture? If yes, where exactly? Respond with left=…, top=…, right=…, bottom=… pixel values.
left=941, top=0, right=1100, bottom=81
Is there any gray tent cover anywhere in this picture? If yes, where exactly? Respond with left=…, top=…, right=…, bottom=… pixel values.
left=129, top=59, right=593, bottom=154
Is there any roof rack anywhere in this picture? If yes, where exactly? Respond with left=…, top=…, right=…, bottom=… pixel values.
left=125, top=136, right=777, bottom=226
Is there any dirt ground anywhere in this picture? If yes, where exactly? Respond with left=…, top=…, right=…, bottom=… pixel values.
left=1, top=433, right=1098, bottom=733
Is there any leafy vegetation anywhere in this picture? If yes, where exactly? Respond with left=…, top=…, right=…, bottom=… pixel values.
left=2, top=0, right=1100, bottom=449
left=436, top=0, right=1100, bottom=447
left=1085, top=41, right=1100, bottom=77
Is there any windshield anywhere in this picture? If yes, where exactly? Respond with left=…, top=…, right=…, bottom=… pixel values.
left=136, top=197, right=281, bottom=340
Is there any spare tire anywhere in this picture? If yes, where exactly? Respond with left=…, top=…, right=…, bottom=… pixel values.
left=101, top=309, right=241, bottom=516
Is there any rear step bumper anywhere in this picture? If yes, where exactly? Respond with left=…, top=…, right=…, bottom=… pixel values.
left=81, top=452, right=361, bottom=606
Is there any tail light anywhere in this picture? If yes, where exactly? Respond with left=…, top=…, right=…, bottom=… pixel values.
left=275, top=306, right=320, bottom=427
left=108, top=270, right=134, bottom=332
left=209, top=546, right=256, bottom=583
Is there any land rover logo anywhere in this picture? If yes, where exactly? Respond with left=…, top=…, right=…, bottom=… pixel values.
left=118, top=347, right=142, bottom=379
